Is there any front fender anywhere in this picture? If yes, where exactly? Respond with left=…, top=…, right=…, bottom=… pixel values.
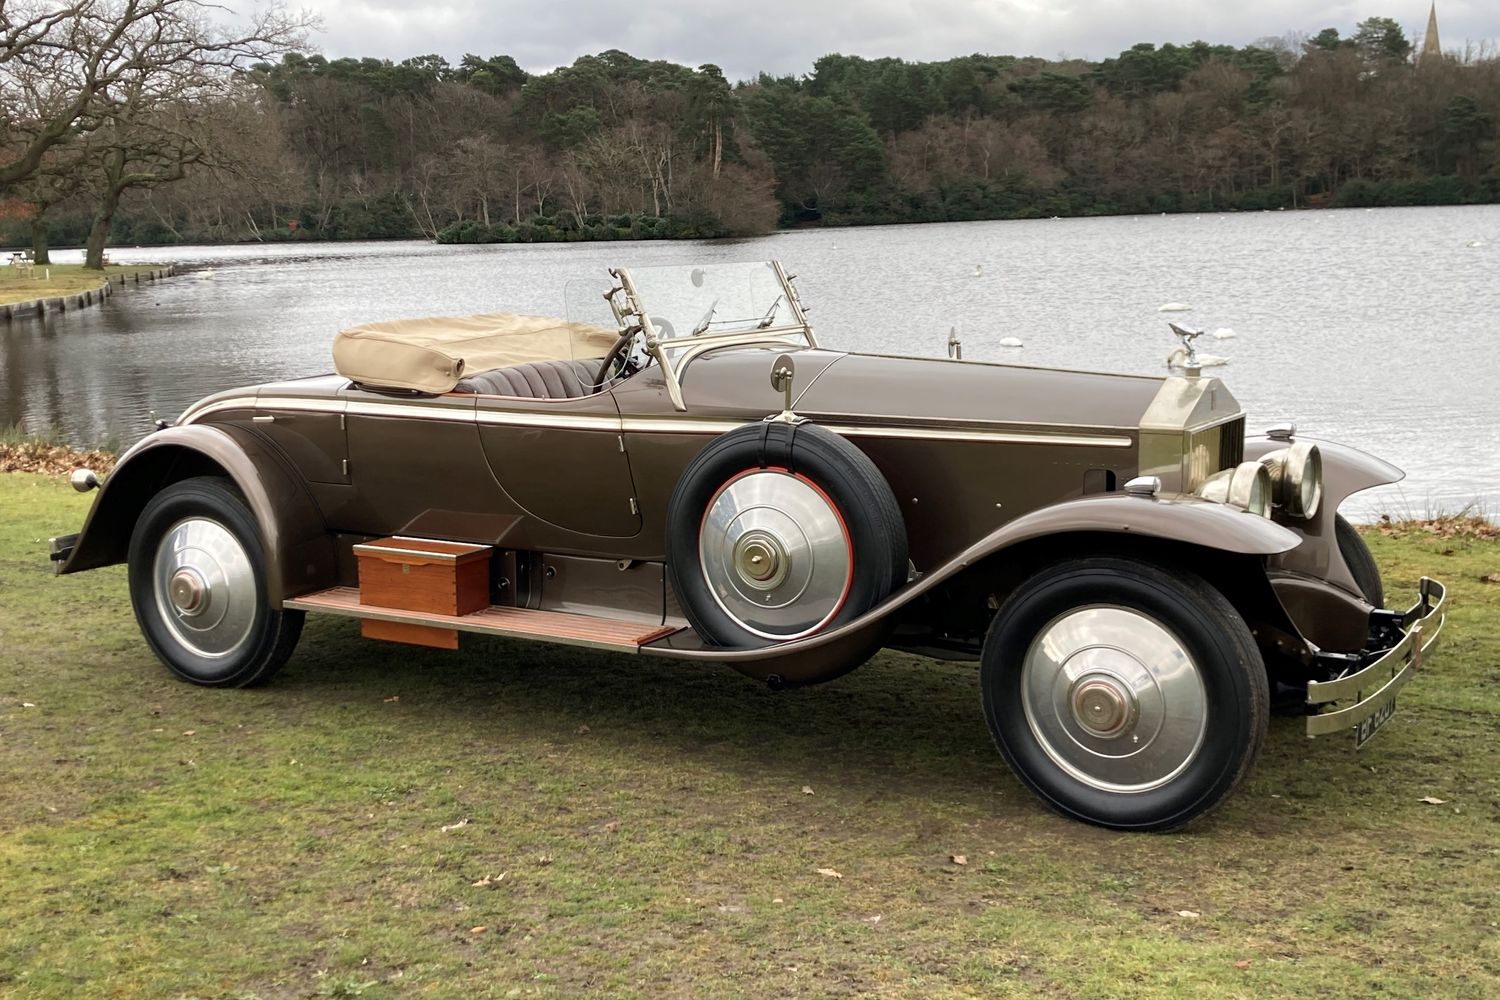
left=647, top=492, right=1298, bottom=683
left=1245, top=434, right=1403, bottom=596
left=58, top=425, right=336, bottom=608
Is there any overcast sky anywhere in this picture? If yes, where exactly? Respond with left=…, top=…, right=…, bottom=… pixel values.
left=289, top=1, right=1498, bottom=80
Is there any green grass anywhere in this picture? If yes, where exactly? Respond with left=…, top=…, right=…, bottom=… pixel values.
left=0, top=263, right=161, bottom=306
left=2, top=471, right=1498, bottom=999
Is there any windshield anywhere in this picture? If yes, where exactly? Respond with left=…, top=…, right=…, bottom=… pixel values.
left=622, top=261, right=792, bottom=342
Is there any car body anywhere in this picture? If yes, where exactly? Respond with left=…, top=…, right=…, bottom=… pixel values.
left=51, top=260, right=1447, bottom=830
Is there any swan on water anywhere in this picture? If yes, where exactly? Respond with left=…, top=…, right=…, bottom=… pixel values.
left=1211, top=327, right=1236, bottom=340
left=1158, top=302, right=1192, bottom=312
left=972, top=264, right=983, bottom=277
left=999, top=336, right=1024, bottom=348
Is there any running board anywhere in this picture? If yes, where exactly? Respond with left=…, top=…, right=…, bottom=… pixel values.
left=284, top=586, right=678, bottom=654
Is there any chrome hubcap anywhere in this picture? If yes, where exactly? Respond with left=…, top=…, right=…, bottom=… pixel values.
left=169, top=568, right=209, bottom=615
left=699, top=470, right=852, bottom=640
left=152, top=517, right=257, bottom=658
left=1021, top=605, right=1206, bottom=793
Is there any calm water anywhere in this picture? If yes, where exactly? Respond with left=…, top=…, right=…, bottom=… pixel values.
left=3, top=206, right=1497, bottom=518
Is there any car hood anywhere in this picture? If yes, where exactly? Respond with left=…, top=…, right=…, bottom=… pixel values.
left=787, top=352, right=1169, bottom=432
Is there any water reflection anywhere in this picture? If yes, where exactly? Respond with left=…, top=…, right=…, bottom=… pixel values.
left=2, top=205, right=1497, bottom=517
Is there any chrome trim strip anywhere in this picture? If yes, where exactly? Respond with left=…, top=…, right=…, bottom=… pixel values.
left=825, top=424, right=1133, bottom=448
left=478, top=409, right=622, bottom=431
left=1305, top=577, right=1446, bottom=737
left=185, top=397, right=1130, bottom=447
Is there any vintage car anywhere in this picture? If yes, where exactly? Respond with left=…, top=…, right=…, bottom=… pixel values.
left=51, top=260, right=1446, bottom=831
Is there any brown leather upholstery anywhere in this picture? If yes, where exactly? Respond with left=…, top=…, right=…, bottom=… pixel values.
left=453, top=358, right=599, bottom=398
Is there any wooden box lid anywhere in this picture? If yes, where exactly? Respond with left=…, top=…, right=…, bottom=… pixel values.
left=353, top=536, right=491, bottom=566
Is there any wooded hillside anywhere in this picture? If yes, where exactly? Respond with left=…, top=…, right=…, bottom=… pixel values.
left=5, top=11, right=1497, bottom=251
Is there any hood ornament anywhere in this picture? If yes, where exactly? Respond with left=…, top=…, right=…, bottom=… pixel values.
left=1166, top=322, right=1203, bottom=377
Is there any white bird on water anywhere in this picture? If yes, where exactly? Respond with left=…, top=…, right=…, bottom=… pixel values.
left=972, top=264, right=983, bottom=277
left=1158, top=302, right=1192, bottom=313
left=999, top=336, right=1024, bottom=348
left=1197, top=354, right=1231, bottom=367
left=1211, top=327, right=1236, bottom=340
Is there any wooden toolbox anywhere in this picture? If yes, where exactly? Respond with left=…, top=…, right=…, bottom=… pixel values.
left=353, top=536, right=492, bottom=649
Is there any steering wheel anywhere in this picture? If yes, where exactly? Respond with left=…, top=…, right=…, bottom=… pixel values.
left=594, top=326, right=645, bottom=390
left=594, top=319, right=671, bottom=390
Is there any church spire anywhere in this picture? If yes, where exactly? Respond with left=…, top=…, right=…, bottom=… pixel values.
left=1421, top=2, right=1442, bottom=62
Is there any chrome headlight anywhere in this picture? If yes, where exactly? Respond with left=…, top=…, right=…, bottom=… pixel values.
left=1194, top=461, right=1273, bottom=517
left=1259, top=441, right=1322, bottom=519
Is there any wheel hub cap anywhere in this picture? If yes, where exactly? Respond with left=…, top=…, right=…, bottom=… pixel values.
left=1071, top=676, right=1135, bottom=737
left=1021, top=605, right=1207, bottom=793
left=169, top=567, right=209, bottom=616
left=699, top=470, right=852, bottom=640
left=152, top=517, right=256, bottom=659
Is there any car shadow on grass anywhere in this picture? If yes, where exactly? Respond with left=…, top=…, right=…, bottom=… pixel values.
left=275, top=615, right=1023, bottom=816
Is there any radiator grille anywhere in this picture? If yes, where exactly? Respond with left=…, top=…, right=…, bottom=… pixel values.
left=1183, top=416, right=1247, bottom=491
left=1219, top=416, right=1245, bottom=469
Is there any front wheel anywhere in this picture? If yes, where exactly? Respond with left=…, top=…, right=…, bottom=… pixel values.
left=127, top=476, right=303, bottom=687
left=981, top=558, right=1268, bottom=831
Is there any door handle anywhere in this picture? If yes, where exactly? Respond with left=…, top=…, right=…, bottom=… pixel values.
left=252, top=414, right=276, bottom=423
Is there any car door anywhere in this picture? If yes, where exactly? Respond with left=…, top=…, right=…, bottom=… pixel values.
left=474, top=388, right=643, bottom=540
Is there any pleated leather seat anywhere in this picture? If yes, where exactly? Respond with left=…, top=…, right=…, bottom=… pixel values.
left=453, top=359, right=599, bottom=398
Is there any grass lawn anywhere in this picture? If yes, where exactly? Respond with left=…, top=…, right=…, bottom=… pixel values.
left=1, top=471, right=1497, bottom=999
left=0, top=263, right=163, bottom=306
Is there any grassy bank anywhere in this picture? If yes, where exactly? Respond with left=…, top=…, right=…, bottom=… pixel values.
left=2, top=471, right=1497, bottom=999
left=0, top=263, right=163, bottom=307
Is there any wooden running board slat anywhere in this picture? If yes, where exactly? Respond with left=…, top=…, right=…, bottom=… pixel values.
left=285, top=586, right=677, bottom=654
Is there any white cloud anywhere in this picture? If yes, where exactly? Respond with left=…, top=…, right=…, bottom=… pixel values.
left=295, top=1, right=1499, bottom=79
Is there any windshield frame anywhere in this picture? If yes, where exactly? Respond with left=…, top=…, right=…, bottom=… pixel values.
left=604, top=261, right=817, bottom=411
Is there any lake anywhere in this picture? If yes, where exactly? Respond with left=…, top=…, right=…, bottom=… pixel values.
left=3, top=205, right=1497, bottom=519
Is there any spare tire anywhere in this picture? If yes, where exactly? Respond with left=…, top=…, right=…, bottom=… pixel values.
left=666, top=421, right=907, bottom=648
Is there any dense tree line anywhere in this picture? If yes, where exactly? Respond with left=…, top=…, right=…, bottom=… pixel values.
left=3, top=10, right=1497, bottom=256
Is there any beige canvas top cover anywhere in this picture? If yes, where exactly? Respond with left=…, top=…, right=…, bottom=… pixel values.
left=333, top=313, right=619, bottom=393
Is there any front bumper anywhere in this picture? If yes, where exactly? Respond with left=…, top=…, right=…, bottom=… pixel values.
left=1305, top=577, right=1447, bottom=744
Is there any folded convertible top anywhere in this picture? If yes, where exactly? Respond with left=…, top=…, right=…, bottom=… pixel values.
left=333, top=313, right=618, bottom=393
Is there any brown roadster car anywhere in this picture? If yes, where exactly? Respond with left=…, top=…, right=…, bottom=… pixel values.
left=51, top=260, right=1446, bottom=830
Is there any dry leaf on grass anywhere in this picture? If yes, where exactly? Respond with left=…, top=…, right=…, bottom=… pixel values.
left=815, top=868, right=843, bottom=879
left=471, top=873, right=507, bottom=887
left=21, top=702, right=36, bottom=708
left=470, top=926, right=487, bottom=934
left=383, top=695, right=400, bottom=703
left=603, top=820, right=620, bottom=832
left=1177, top=910, right=1201, bottom=918
left=950, top=854, right=968, bottom=866
left=863, top=914, right=882, bottom=924
left=1419, top=796, right=1448, bottom=805
left=801, top=786, right=814, bottom=795
left=576, top=724, right=591, bottom=735
left=1480, top=574, right=1500, bottom=584
left=440, top=818, right=470, bottom=832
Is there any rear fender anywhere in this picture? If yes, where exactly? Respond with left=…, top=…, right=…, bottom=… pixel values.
left=647, top=492, right=1299, bottom=684
left=58, top=425, right=336, bottom=608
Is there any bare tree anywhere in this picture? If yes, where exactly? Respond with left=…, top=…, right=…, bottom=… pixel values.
left=1, top=1, right=310, bottom=193
left=60, top=1, right=310, bottom=266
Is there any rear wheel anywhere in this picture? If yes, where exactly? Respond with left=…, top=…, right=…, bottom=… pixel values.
left=981, top=558, right=1268, bottom=831
left=127, top=476, right=303, bottom=687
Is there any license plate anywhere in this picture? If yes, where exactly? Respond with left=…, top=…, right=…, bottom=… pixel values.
left=1355, top=696, right=1397, bottom=749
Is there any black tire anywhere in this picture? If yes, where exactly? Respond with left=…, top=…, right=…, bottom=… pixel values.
left=665, top=422, right=907, bottom=649
left=127, top=476, right=303, bottom=687
left=1335, top=514, right=1384, bottom=607
left=980, top=557, right=1269, bottom=832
